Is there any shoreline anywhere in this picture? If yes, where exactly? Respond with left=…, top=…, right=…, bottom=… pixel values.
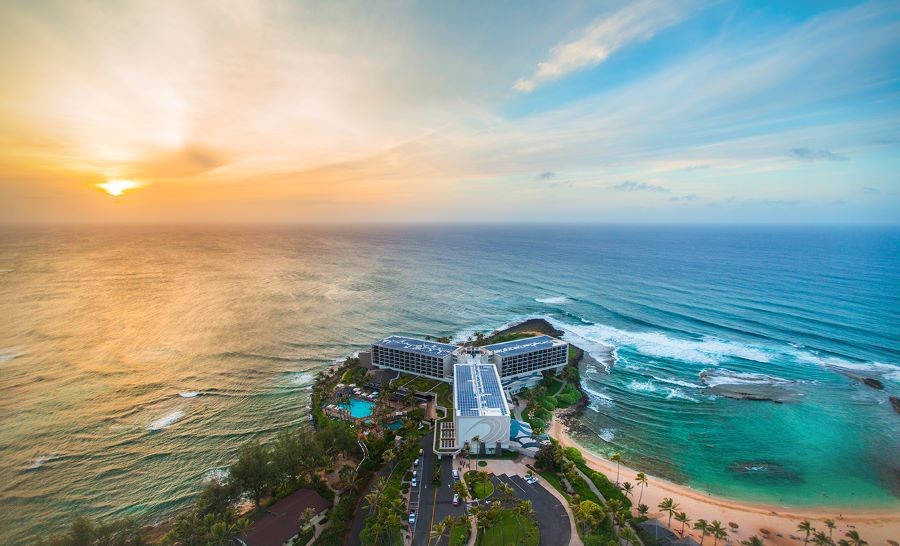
left=550, top=416, right=900, bottom=545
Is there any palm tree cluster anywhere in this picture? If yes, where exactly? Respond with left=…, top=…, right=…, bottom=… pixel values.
left=798, top=519, right=867, bottom=546
left=468, top=498, right=538, bottom=545
left=430, top=514, right=471, bottom=546
left=360, top=476, right=406, bottom=545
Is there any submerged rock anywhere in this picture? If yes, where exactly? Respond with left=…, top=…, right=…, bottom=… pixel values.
left=708, top=383, right=799, bottom=403
left=861, top=377, right=884, bottom=390
left=890, top=396, right=900, bottom=414
left=728, top=461, right=804, bottom=484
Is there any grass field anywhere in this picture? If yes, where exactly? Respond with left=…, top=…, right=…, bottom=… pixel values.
left=479, top=511, right=539, bottom=546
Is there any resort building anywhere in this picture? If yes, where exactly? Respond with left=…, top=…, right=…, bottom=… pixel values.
left=453, top=361, right=510, bottom=454
left=371, top=335, right=456, bottom=381
left=370, top=334, right=568, bottom=391
left=484, top=335, right=568, bottom=379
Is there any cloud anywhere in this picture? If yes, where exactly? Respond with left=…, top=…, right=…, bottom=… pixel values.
left=669, top=193, right=697, bottom=201
left=133, top=143, right=230, bottom=178
left=612, top=180, right=669, bottom=193
left=514, top=0, right=699, bottom=92
left=861, top=186, right=879, bottom=194
left=536, top=171, right=556, bottom=180
left=789, top=148, right=847, bottom=162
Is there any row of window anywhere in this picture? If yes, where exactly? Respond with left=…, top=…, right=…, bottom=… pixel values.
left=499, top=346, right=567, bottom=377
left=373, top=346, right=447, bottom=378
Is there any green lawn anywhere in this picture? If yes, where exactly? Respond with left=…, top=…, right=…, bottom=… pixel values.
left=479, top=511, right=539, bottom=546
left=450, top=524, right=469, bottom=546
left=465, top=471, right=494, bottom=499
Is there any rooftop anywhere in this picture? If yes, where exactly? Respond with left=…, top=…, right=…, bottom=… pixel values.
left=482, top=335, right=565, bottom=357
left=373, top=335, right=457, bottom=357
left=454, top=362, right=508, bottom=417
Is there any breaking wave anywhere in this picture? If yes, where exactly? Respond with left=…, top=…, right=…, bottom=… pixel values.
left=535, top=296, right=571, bottom=304
left=699, top=369, right=795, bottom=388
left=147, top=410, right=185, bottom=431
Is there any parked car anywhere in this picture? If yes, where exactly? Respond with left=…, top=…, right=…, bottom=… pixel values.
left=414, top=458, right=419, bottom=466
left=411, top=477, right=417, bottom=487
left=452, top=469, right=459, bottom=480
left=409, top=512, right=416, bottom=525
left=452, top=494, right=459, bottom=506
left=524, top=474, right=538, bottom=484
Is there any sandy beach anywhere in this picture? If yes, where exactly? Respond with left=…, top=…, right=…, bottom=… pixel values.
left=550, top=416, right=899, bottom=546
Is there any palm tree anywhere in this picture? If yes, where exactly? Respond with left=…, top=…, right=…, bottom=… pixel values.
left=675, top=512, right=691, bottom=536
left=611, top=452, right=623, bottom=486
left=844, top=530, right=867, bottom=546
left=813, top=531, right=832, bottom=546
left=658, top=497, right=679, bottom=528
left=710, top=521, right=726, bottom=546
left=637, top=504, right=649, bottom=518
left=798, top=520, right=814, bottom=546
left=622, top=481, right=634, bottom=501
left=635, top=472, right=648, bottom=506
left=694, top=519, right=710, bottom=546
left=431, top=515, right=453, bottom=544
left=824, top=519, right=836, bottom=543
left=742, top=536, right=765, bottom=546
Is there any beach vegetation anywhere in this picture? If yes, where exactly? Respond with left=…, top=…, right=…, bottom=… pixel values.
left=38, top=516, right=146, bottom=546
left=675, top=511, right=691, bottom=536
left=230, top=440, right=274, bottom=509
left=799, top=520, right=814, bottom=546
left=694, top=519, right=710, bottom=546
left=611, top=452, right=622, bottom=486
left=844, top=530, right=867, bottom=546
left=658, top=497, right=679, bottom=528
left=635, top=472, right=648, bottom=506
left=709, top=520, right=727, bottom=546
left=742, top=537, right=765, bottom=546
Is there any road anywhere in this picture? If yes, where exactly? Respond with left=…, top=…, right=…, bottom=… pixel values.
left=425, top=455, right=468, bottom=546
left=492, top=473, right=571, bottom=546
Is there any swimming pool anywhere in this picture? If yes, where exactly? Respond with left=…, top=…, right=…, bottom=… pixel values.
left=338, top=398, right=375, bottom=419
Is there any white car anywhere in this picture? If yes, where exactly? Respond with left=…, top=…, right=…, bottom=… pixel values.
left=452, top=494, right=459, bottom=506
left=524, top=474, right=538, bottom=484
left=411, top=477, right=417, bottom=487
left=409, top=512, right=416, bottom=524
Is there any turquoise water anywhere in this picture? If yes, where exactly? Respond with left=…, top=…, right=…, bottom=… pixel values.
left=386, top=420, right=404, bottom=430
left=0, top=225, right=897, bottom=542
left=340, top=398, right=375, bottom=419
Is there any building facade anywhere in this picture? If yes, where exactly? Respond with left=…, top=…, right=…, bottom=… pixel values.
left=370, top=334, right=569, bottom=390
left=371, top=335, right=456, bottom=380
left=483, top=335, right=568, bottom=380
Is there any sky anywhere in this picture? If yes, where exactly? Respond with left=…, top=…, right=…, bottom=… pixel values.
left=0, top=0, right=898, bottom=224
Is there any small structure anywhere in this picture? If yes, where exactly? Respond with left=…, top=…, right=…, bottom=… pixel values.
left=240, top=489, right=330, bottom=546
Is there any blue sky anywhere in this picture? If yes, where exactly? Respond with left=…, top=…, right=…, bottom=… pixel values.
left=0, top=0, right=898, bottom=223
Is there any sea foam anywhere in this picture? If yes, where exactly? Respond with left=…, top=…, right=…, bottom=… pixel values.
left=148, top=410, right=185, bottom=431
left=535, top=296, right=571, bottom=304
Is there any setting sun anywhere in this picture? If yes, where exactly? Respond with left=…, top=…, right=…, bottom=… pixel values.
left=96, top=180, right=143, bottom=197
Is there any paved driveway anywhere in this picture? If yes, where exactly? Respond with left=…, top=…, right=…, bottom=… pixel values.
left=492, top=473, right=571, bottom=546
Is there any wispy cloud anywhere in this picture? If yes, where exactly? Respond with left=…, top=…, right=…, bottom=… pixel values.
left=514, top=0, right=699, bottom=92
left=612, top=180, right=669, bottom=193
left=536, top=171, right=556, bottom=180
left=789, top=148, right=847, bottom=162
left=669, top=193, right=698, bottom=202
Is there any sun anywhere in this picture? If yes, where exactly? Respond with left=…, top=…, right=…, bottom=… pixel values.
left=96, top=179, right=144, bottom=197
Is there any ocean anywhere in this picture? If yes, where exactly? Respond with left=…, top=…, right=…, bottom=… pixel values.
left=0, top=224, right=897, bottom=542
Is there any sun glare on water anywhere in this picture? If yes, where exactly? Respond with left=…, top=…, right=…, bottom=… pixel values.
left=97, top=180, right=143, bottom=197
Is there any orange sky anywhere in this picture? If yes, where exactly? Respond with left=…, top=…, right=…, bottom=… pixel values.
left=1, top=1, right=897, bottom=223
